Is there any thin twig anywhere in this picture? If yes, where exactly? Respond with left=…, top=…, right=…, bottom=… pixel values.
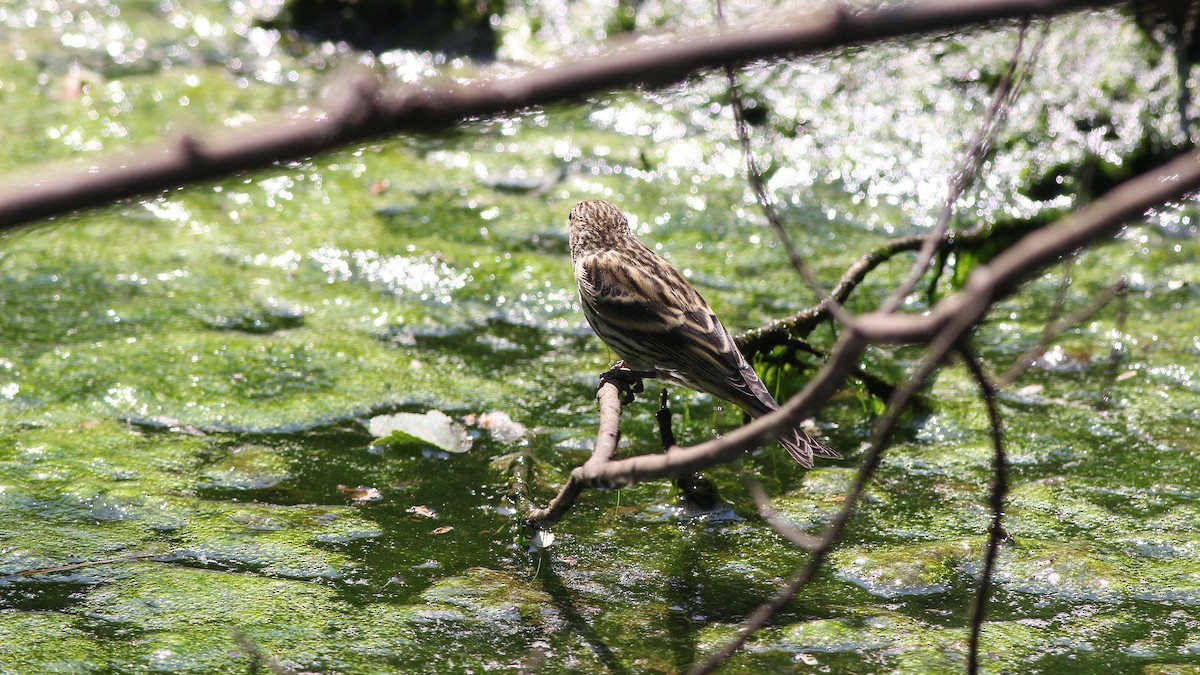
left=958, top=343, right=1008, bottom=675
left=737, top=234, right=926, bottom=354
left=881, top=19, right=1036, bottom=313
left=0, top=552, right=167, bottom=582
left=738, top=215, right=1044, bottom=355
left=526, top=381, right=624, bottom=530
left=998, top=276, right=1127, bottom=387
left=692, top=285, right=991, bottom=674
left=722, top=29, right=857, bottom=328
left=699, top=24, right=1035, bottom=669
left=851, top=146, right=1200, bottom=344
left=555, top=329, right=866, bottom=490
left=743, top=476, right=822, bottom=551
left=660, top=388, right=722, bottom=509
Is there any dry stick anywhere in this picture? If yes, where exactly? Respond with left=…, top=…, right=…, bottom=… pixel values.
left=738, top=234, right=927, bottom=351
left=881, top=20, right=1034, bottom=314
left=738, top=12, right=1043, bottom=353
left=703, top=146, right=1200, bottom=670
left=852, top=147, right=1200, bottom=345
left=723, top=58, right=857, bottom=329
left=998, top=276, right=1128, bottom=387
left=692, top=147, right=1200, bottom=666
left=692, top=291, right=993, bottom=675
left=526, top=381, right=624, bottom=529
left=561, top=329, right=866, bottom=489
left=527, top=313, right=865, bottom=531
left=958, top=343, right=1008, bottom=675
left=743, top=476, right=822, bottom=551
left=0, top=0, right=1117, bottom=233
left=0, top=552, right=166, bottom=582
left=736, top=217, right=1031, bottom=353
left=721, top=22, right=1026, bottom=643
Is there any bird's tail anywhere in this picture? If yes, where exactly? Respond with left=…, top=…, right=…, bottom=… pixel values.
left=778, top=426, right=840, bottom=469
left=743, top=401, right=840, bottom=468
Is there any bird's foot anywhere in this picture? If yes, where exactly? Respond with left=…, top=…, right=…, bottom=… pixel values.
left=598, top=363, right=657, bottom=405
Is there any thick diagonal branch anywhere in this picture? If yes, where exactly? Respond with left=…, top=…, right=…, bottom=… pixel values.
left=0, top=0, right=1116, bottom=232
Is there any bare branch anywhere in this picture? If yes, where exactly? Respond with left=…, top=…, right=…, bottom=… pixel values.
left=563, top=329, right=866, bottom=490
left=881, top=19, right=1041, bottom=313
left=958, top=343, right=1008, bottom=675
left=0, top=0, right=1118, bottom=232
left=853, top=146, right=1200, bottom=344
left=525, top=381, right=623, bottom=530
left=743, top=476, right=822, bottom=551
left=722, top=35, right=857, bottom=328
left=737, top=234, right=926, bottom=353
left=692, top=271, right=992, bottom=673
left=998, top=275, right=1128, bottom=387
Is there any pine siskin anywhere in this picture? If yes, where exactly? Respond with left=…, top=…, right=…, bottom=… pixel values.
left=567, top=199, right=839, bottom=468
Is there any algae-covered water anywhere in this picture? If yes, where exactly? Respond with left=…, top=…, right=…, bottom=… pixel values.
left=1, top=1, right=1198, bottom=672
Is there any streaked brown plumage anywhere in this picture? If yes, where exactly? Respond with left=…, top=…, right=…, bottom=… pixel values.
left=567, top=199, right=838, bottom=468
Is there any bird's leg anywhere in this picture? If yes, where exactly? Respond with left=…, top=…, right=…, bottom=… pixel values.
left=655, top=388, right=676, bottom=449
left=597, top=361, right=657, bottom=405
left=656, top=388, right=721, bottom=510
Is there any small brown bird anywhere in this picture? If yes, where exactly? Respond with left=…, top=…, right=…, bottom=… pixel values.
left=567, top=199, right=838, bottom=468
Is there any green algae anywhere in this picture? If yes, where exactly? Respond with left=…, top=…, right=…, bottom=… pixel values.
left=0, top=1, right=1196, bottom=673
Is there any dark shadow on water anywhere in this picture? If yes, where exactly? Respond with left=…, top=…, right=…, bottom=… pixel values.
left=535, top=549, right=629, bottom=675
left=272, top=0, right=499, bottom=60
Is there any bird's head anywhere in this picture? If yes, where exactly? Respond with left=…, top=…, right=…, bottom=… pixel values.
left=568, top=199, right=634, bottom=260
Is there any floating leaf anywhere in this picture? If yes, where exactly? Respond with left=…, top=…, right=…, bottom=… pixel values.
left=368, top=410, right=472, bottom=454
left=467, top=411, right=528, bottom=443
left=337, top=485, right=382, bottom=502
left=408, top=505, right=437, bottom=519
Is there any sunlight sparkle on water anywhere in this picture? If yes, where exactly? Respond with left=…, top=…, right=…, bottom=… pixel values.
left=309, top=247, right=468, bottom=302
left=143, top=198, right=191, bottom=223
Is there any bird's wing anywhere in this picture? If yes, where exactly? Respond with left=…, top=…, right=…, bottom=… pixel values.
left=576, top=252, right=687, bottom=333
left=578, top=253, right=775, bottom=410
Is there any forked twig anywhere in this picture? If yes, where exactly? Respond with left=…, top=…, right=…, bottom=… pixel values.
left=526, top=381, right=624, bottom=530
left=691, top=292, right=990, bottom=674
left=737, top=234, right=927, bottom=353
